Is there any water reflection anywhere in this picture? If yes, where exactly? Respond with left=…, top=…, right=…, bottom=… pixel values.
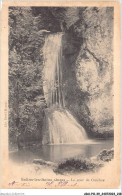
left=9, top=139, right=113, bottom=164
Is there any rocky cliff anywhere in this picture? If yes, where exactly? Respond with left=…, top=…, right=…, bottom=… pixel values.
left=61, top=7, right=114, bottom=138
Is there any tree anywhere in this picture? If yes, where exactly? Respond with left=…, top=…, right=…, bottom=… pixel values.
left=9, top=7, right=46, bottom=148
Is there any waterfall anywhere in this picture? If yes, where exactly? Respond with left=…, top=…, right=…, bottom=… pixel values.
left=43, top=33, right=64, bottom=108
left=43, top=33, right=87, bottom=144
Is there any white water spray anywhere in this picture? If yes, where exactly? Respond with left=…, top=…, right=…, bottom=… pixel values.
left=43, top=33, right=87, bottom=144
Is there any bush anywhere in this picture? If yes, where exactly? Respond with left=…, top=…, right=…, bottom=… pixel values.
left=54, top=158, right=102, bottom=174
left=97, top=149, right=114, bottom=162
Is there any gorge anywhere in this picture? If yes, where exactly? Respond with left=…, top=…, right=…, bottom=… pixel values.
left=9, top=7, right=114, bottom=150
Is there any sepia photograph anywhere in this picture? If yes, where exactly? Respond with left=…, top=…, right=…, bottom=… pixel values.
left=1, top=1, right=120, bottom=190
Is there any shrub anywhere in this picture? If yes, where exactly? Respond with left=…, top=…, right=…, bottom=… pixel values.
left=54, top=158, right=102, bottom=174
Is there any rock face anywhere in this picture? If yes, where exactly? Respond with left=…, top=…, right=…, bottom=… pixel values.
left=61, top=7, right=114, bottom=138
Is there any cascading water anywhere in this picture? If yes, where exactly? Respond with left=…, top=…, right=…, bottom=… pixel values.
left=43, top=33, right=87, bottom=144
left=43, top=33, right=64, bottom=108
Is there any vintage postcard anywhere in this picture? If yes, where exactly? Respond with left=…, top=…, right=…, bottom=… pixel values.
left=1, top=1, right=120, bottom=189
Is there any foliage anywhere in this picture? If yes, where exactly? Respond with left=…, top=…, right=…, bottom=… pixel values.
left=97, top=149, right=114, bottom=162
left=9, top=7, right=46, bottom=147
left=54, top=158, right=102, bottom=174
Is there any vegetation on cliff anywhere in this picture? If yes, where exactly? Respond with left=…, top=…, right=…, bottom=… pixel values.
left=9, top=7, right=46, bottom=147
